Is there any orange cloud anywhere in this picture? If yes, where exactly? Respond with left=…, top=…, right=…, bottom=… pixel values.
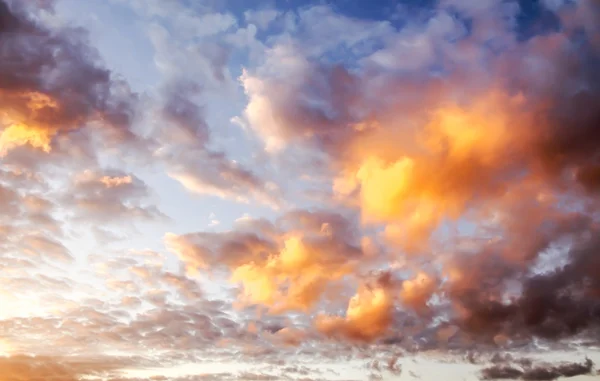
left=231, top=235, right=355, bottom=313
left=100, top=175, right=133, bottom=188
left=316, top=280, right=394, bottom=342
left=0, top=123, right=53, bottom=155
left=400, top=271, right=437, bottom=313
left=165, top=211, right=368, bottom=314
left=0, top=91, right=60, bottom=155
left=334, top=90, right=537, bottom=251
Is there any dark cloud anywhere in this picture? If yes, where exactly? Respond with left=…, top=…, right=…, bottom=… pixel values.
left=0, top=0, right=138, bottom=157
left=481, top=358, right=595, bottom=381
left=448, top=225, right=600, bottom=342
left=481, top=365, right=524, bottom=380
left=575, top=164, right=600, bottom=193
left=554, top=358, right=595, bottom=378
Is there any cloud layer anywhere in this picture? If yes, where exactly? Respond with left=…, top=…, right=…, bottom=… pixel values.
left=1, top=0, right=600, bottom=380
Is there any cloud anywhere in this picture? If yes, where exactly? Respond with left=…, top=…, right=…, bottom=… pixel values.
left=365, top=10, right=467, bottom=72
left=166, top=209, right=368, bottom=314
left=0, top=0, right=281, bottom=211
left=316, top=275, right=395, bottom=342
left=0, top=0, right=137, bottom=158
left=167, top=151, right=282, bottom=208
left=481, top=358, right=594, bottom=380
left=2, top=0, right=600, bottom=379
left=61, top=168, right=165, bottom=223
left=0, top=355, right=132, bottom=381
left=445, top=222, right=600, bottom=342
left=244, top=9, right=280, bottom=30
left=158, top=81, right=209, bottom=146
left=481, top=365, right=524, bottom=380
left=150, top=79, right=282, bottom=207
left=21, top=233, right=72, bottom=262
left=399, top=272, right=437, bottom=314
left=223, top=0, right=600, bottom=352
left=240, top=45, right=365, bottom=154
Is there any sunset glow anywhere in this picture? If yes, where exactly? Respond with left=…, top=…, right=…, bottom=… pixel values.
left=1, top=0, right=599, bottom=380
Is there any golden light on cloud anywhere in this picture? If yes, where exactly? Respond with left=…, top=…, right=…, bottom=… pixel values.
left=316, top=282, right=394, bottom=341
left=400, top=271, right=436, bottom=312
left=25, top=91, right=59, bottom=111
left=421, top=91, right=523, bottom=162
left=2, top=0, right=600, bottom=379
left=0, top=123, right=53, bottom=156
left=0, top=91, right=60, bottom=156
left=231, top=235, right=354, bottom=313
left=333, top=90, right=537, bottom=251
left=100, top=175, right=133, bottom=188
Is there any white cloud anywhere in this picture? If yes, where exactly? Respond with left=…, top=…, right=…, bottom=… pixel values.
left=244, top=8, right=280, bottom=30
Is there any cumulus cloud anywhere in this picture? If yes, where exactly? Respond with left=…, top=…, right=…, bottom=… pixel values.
left=240, top=45, right=365, bottom=154
left=0, top=0, right=137, bottom=158
left=316, top=275, right=395, bottom=342
left=166, top=209, right=367, bottom=314
left=233, top=0, right=600, bottom=343
left=244, top=9, right=280, bottom=30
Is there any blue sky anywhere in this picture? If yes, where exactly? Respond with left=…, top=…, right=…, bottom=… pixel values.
left=0, top=0, right=599, bottom=380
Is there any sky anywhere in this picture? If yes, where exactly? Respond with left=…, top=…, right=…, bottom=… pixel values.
left=0, top=0, right=600, bottom=380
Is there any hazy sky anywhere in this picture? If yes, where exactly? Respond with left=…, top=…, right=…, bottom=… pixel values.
left=1, top=0, right=600, bottom=380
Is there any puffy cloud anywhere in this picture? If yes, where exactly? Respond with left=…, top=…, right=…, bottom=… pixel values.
left=244, top=9, right=280, bottom=30
left=166, top=209, right=367, bottom=313
left=62, top=168, right=165, bottom=223
left=240, top=47, right=364, bottom=154
left=366, top=10, right=467, bottom=72
left=332, top=88, right=547, bottom=252
left=0, top=0, right=137, bottom=158
left=232, top=0, right=600, bottom=351
left=230, top=235, right=349, bottom=311
left=316, top=278, right=395, bottom=342
left=399, top=272, right=437, bottom=313
left=443, top=219, right=600, bottom=342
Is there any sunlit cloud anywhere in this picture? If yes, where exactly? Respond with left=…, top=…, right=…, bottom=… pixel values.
left=2, top=0, right=600, bottom=380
